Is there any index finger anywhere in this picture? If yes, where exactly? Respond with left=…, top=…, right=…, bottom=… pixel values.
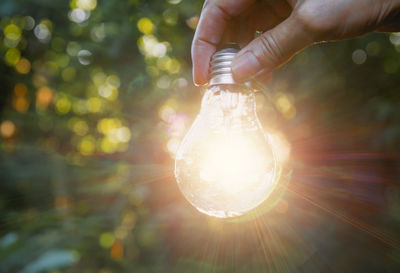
left=191, top=0, right=255, bottom=86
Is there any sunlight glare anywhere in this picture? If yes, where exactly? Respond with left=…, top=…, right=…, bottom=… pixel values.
left=199, top=135, right=271, bottom=196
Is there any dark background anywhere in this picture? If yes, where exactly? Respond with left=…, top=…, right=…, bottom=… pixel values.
left=1, top=0, right=400, bottom=272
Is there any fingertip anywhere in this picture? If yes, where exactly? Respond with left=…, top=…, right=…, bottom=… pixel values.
left=192, top=66, right=208, bottom=86
left=193, top=79, right=205, bottom=87
left=192, top=43, right=213, bottom=86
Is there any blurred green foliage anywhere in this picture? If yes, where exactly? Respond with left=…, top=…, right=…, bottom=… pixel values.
left=1, top=0, right=400, bottom=272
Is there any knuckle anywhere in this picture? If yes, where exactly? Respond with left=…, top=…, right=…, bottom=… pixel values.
left=192, top=37, right=216, bottom=51
left=257, top=33, right=283, bottom=66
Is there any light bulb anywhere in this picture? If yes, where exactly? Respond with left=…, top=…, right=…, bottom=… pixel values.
left=175, top=44, right=277, bottom=218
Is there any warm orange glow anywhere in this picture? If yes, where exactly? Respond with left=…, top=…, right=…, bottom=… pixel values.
left=13, top=83, right=30, bottom=112
left=15, top=58, right=31, bottom=74
left=14, top=83, right=28, bottom=97
left=0, top=120, right=16, bottom=138
left=13, top=97, right=29, bottom=112
left=110, top=240, right=124, bottom=260
left=36, top=86, right=53, bottom=110
left=186, top=16, right=199, bottom=30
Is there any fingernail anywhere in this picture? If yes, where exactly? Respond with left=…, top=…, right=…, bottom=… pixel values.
left=232, top=51, right=262, bottom=82
left=193, top=67, right=209, bottom=86
left=192, top=75, right=204, bottom=87
left=193, top=77, right=201, bottom=86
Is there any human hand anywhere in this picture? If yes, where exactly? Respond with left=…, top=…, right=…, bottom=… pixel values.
left=192, top=0, right=400, bottom=86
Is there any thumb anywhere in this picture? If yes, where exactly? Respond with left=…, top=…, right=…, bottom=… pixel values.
left=232, top=15, right=313, bottom=82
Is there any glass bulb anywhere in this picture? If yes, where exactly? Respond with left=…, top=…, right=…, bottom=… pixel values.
left=175, top=45, right=277, bottom=218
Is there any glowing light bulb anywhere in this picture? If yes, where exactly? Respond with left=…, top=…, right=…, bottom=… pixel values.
left=175, top=44, right=278, bottom=218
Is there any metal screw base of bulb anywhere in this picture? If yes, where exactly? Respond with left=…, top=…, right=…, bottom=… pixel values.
left=209, top=44, right=240, bottom=86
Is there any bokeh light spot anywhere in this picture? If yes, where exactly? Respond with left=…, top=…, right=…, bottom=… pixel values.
left=352, top=49, right=367, bottom=64
left=110, top=240, right=124, bottom=260
left=34, top=23, right=51, bottom=42
left=66, top=41, right=81, bottom=56
left=56, top=97, right=72, bottom=114
left=86, top=97, right=102, bottom=113
left=137, top=18, right=154, bottom=34
left=13, top=97, right=30, bottom=113
left=99, top=232, right=114, bottom=248
left=62, top=67, right=76, bottom=81
left=98, top=84, right=118, bottom=101
left=0, top=120, right=16, bottom=138
left=79, top=135, right=95, bottom=155
left=168, top=0, right=182, bottom=5
left=117, top=127, right=131, bottom=143
left=186, top=16, right=199, bottom=30
left=91, top=23, right=106, bottom=42
left=106, top=75, right=120, bottom=88
left=72, top=100, right=88, bottom=115
left=274, top=92, right=296, bottom=119
left=156, top=75, right=170, bottom=89
left=32, top=74, right=48, bottom=87
left=15, top=58, right=31, bottom=74
left=73, top=120, right=89, bottom=136
left=77, top=0, right=97, bottom=10
left=167, top=137, right=180, bottom=156
left=78, top=49, right=92, bottom=65
left=101, top=137, right=118, bottom=153
left=389, top=33, right=400, bottom=46
left=138, top=35, right=168, bottom=58
left=159, top=105, right=175, bottom=122
left=97, top=118, right=122, bottom=135
left=5, top=48, right=21, bottom=66
left=23, top=16, right=35, bottom=30
left=4, top=24, right=22, bottom=41
left=36, top=86, right=53, bottom=110
left=14, top=83, right=28, bottom=97
left=69, top=8, right=91, bottom=23
left=56, top=54, right=70, bottom=68
left=13, top=83, right=30, bottom=113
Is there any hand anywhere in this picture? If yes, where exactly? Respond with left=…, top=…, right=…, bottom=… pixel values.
left=192, top=0, right=400, bottom=86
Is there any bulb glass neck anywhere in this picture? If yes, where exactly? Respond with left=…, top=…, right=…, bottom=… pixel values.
left=209, top=43, right=240, bottom=86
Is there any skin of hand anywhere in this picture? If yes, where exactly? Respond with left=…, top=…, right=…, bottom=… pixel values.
left=191, top=0, right=400, bottom=86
